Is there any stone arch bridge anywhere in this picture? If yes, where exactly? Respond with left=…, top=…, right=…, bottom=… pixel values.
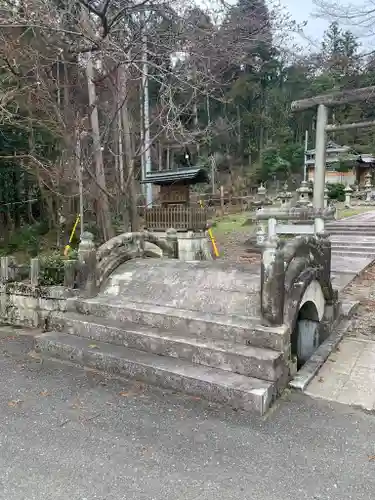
left=36, top=221, right=341, bottom=416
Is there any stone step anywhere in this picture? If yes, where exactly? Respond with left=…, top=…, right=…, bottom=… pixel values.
left=327, top=226, right=375, bottom=232
left=51, top=312, right=284, bottom=381
left=326, top=225, right=375, bottom=234
left=330, top=237, right=375, bottom=245
left=331, top=249, right=375, bottom=258
left=330, top=244, right=375, bottom=254
left=67, top=298, right=289, bottom=352
left=35, top=332, right=275, bottom=415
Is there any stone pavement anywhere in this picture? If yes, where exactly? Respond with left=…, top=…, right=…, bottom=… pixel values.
left=306, top=338, right=375, bottom=410
left=306, top=211, right=375, bottom=409
left=1, top=327, right=375, bottom=500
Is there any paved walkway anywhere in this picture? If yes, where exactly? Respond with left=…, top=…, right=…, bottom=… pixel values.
left=1, top=328, right=375, bottom=500
left=307, top=211, right=375, bottom=409
left=306, top=338, right=375, bottom=410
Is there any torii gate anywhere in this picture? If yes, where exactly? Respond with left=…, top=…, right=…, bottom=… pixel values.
left=291, top=86, right=375, bottom=232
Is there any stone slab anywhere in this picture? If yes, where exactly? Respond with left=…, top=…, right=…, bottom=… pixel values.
left=305, top=337, right=375, bottom=411
left=35, top=331, right=275, bottom=415
left=70, top=297, right=290, bottom=351
left=101, top=259, right=261, bottom=317
left=51, top=312, right=284, bottom=381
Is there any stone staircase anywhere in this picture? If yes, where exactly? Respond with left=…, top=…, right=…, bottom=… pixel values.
left=326, top=215, right=375, bottom=291
left=36, top=260, right=290, bottom=415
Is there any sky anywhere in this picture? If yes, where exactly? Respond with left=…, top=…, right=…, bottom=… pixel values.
left=283, top=0, right=327, bottom=40
left=282, top=0, right=369, bottom=49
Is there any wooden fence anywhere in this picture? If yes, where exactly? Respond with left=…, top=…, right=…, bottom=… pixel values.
left=144, top=206, right=208, bottom=231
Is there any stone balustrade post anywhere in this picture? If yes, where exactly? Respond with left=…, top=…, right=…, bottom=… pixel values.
left=0, top=256, right=9, bottom=283
left=324, top=186, right=329, bottom=208
left=267, top=217, right=277, bottom=239
left=78, top=231, right=97, bottom=297
left=30, top=258, right=40, bottom=286
left=260, top=232, right=284, bottom=326
left=165, top=228, right=178, bottom=259
left=64, top=259, right=77, bottom=288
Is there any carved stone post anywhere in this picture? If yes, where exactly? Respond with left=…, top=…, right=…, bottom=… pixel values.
left=324, top=185, right=329, bottom=208
left=64, top=260, right=77, bottom=288
left=30, top=258, right=40, bottom=286
left=78, top=231, right=97, bottom=297
left=165, top=228, right=178, bottom=259
left=0, top=256, right=9, bottom=283
left=344, top=185, right=352, bottom=207
left=260, top=233, right=285, bottom=326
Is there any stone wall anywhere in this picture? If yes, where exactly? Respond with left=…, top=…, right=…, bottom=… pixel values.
left=0, top=282, right=77, bottom=329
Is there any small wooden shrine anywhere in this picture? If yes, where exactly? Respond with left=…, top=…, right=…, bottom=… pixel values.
left=356, top=155, right=375, bottom=186
left=142, top=167, right=209, bottom=231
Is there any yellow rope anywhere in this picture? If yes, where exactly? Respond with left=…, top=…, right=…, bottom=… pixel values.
left=64, top=215, right=80, bottom=257
left=199, top=200, right=219, bottom=258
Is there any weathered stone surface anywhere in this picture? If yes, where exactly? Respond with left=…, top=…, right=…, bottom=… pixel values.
left=71, top=297, right=290, bottom=351
left=99, top=259, right=261, bottom=317
left=51, top=312, right=285, bottom=381
left=35, top=332, right=275, bottom=415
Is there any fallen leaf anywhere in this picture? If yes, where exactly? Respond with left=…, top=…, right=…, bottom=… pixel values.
left=118, top=391, right=133, bottom=397
left=88, top=344, right=99, bottom=349
left=39, top=391, right=50, bottom=397
left=7, top=400, right=22, bottom=407
left=368, top=455, right=375, bottom=461
left=318, top=377, right=324, bottom=383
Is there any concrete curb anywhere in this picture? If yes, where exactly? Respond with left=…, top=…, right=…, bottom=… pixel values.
left=289, top=301, right=359, bottom=392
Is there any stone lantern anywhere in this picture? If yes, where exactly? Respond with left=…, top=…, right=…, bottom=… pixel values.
left=296, top=180, right=310, bottom=206
left=279, top=181, right=293, bottom=209
left=257, top=182, right=266, bottom=198
left=344, top=185, right=352, bottom=207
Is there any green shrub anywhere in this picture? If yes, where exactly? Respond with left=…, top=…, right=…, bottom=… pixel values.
left=327, top=183, right=345, bottom=202
left=38, top=252, right=66, bottom=286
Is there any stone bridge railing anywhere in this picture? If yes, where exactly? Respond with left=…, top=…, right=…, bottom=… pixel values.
left=255, top=206, right=336, bottom=243
left=260, top=232, right=336, bottom=327
left=0, top=229, right=178, bottom=328
left=78, top=228, right=178, bottom=297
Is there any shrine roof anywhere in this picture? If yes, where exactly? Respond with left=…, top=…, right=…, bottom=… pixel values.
left=141, top=167, right=209, bottom=186
left=357, top=154, right=375, bottom=164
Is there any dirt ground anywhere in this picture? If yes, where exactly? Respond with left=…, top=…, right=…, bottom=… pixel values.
left=341, top=264, right=375, bottom=342
left=212, top=212, right=260, bottom=264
